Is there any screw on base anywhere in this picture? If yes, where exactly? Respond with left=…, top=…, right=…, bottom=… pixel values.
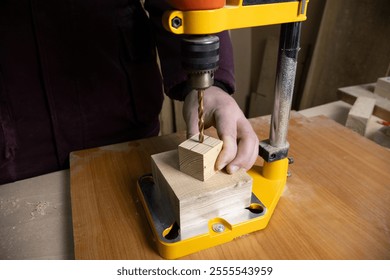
left=212, top=223, right=225, bottom=233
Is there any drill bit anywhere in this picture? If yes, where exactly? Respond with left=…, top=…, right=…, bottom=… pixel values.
left=198, top=89, right=205, bottom=143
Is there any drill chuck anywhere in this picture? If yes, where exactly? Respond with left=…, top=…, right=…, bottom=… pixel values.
left=182, top=35, right=220, bottom=89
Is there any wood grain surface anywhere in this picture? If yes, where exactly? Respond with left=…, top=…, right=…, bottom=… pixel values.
left=178, top=135, right=223, bottom=181
left=70, top=113, right=390, bottom=259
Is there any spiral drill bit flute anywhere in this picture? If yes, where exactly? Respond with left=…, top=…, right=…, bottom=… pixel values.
left=197, top=89, right=205, bottom=143
left=182, top=35, right=219, bottom=143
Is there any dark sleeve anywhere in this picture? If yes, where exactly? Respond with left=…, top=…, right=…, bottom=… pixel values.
left=144, top=0, right=235, bottom=101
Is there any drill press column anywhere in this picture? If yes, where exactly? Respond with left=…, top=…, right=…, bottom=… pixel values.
left=259, top=22, right=302, bottom=162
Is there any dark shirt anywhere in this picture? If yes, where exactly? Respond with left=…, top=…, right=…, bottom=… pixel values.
left=0, top=0, right=235, bottom=184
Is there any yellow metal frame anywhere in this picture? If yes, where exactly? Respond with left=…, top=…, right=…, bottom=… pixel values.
left=163, top=0, right=309, bottom=34
left=137, top=159, right=288, bottom=259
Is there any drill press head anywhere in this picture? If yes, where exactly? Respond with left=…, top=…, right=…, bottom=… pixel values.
left=181, top=35, right=220, bottom=90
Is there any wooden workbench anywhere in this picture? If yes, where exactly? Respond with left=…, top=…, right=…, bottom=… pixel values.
left=70, top=113, right=390, bottom=259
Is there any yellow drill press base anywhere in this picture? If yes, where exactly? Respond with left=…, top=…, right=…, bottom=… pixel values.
left=137, top=159, right=288, bottom=259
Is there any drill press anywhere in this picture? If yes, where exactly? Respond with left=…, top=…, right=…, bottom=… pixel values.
left=137, top=0, right=309, bottom=259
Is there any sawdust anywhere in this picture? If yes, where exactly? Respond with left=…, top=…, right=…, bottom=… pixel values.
left=1, top=197, right=54, bottom=221
left=27, top=201, right=50, bottom=219
left=0, top=198, right=21, bottom=216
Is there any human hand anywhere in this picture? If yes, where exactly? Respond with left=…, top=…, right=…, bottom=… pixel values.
left=183, top=86, right=259, bottom=174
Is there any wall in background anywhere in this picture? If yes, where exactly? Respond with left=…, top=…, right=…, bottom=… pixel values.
left=300, top=0, right=390, bottom=109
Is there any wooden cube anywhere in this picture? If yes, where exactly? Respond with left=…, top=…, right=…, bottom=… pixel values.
left=151, top=150, right=253, bottom=240
left=178, top=135, right=223, bottom=181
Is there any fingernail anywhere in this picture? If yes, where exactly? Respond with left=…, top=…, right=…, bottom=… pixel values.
left=228, top=165, right=239, bottom=174
left=216, top=162, right=227, bottom=171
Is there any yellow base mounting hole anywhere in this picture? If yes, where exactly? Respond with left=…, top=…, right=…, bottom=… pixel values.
left=162, top=222, right=180, bottom=240
left=246, top=203, right=264, bottom=214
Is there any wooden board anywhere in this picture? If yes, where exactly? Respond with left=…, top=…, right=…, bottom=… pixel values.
left=152, top=150, right=252, bottom=240
left=338, top=83, right=390, bottom=121
left=299, top=100, right=390, bottom=148
left=70, top=113, right=390, bottom=259
left=345, top=96, right=376, bottom=136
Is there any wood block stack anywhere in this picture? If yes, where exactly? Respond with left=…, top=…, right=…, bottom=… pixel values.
left=151, top=135, right=253, bottom=239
